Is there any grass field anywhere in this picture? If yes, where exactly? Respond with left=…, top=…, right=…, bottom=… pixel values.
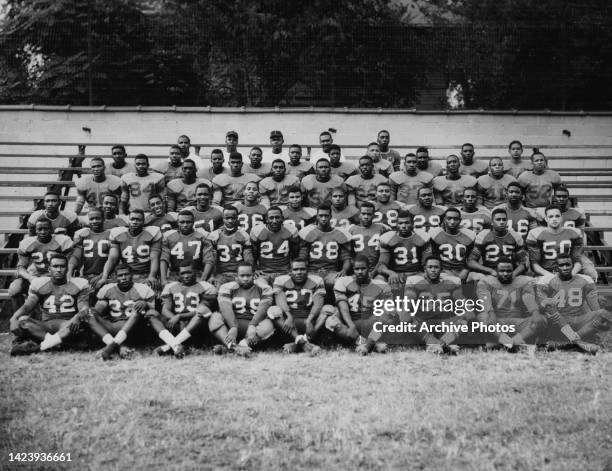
left=1, top=334, right=611, bottom=471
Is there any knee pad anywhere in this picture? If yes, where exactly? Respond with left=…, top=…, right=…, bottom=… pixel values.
left=255, top=318, right=275, bottom=340
left=320, top=305, right=338, bottom=318
left=8, top=278, right=24, bottom=297
left=267, top=306, right=283, bottom=320
left=207, top=312, right=225, bottom=332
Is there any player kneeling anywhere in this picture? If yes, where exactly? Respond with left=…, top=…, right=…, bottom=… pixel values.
left=537, top=253, right=610, bottom=354
left=10, top=254, right=89, bottom=356
left=324, top=255, right=394, bottom=355
left=476, top=257, right=546, bottom=353
left=88, top=263, right=157, bottom=360
left=148, top=261, right=217, bottom=358
left=268, top=259, right=327, bottom=355
left=208, top=263, right=274, bottom=356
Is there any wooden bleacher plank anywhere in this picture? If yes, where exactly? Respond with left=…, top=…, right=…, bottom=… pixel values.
left=0, top=180, right=75, bottom=187
left=0, top=195, right=76, bottom=202
left=584, top=246, right=612, bottom=251
left=0, top=229, right=28, bottom=234
left=0, top=168, right=92, bottom=174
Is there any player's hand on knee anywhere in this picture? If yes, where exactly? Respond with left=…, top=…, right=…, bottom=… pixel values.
left=225, top=327, right=238, bottom=345
left=133, top=300, right=148, bottom=314
left=282, top=317, right=294, bottom=334
left=93, top=276, right=108, bottom=290
left=167, top=315, right=181, bottom=330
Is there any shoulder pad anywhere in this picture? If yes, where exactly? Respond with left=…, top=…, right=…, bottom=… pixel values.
left=250, top=223, right=266, bottom=239
left=219, top=281, right=239, bottom=295
left=144, top=225, right=162, bottom=238
left=428, top=226, right=443, bottom=239
left=254, top=277, right=271, bottom=290
left=298, top=224, right=317, bottom=241
left=308, top=274, right=325, bottom=286
left=405, top=274, right=425, bottom=286
left=197, top=280, right=217, bottom=294
left=70, top=277, right=90, bottom=291
left=459, top=228, right=477, bottom=240
left=134, top=283, right=155, bottom=299
left=273, top=274, right=291, bottom=286
left=576, top=274, right=595, bottom=285
left=74, top=227, right=91, bottom=240
left=97, top=283, right=116, bottom=298
left=163, top=229, right=178, bottom=240
left=29, top=276, right=51, bottom=292
left=526, top=226, right=545, bottom=241
left=440, top=273, right=462, bottom=285
left=379, top=231, right=395, bottom=244
left=109, top=226, right=128, bottom=239
left=333, top=276, right=353, bottom=292
left=61, top=210, right=78, bottom=221
left=19, top=236, right=38, bottom=252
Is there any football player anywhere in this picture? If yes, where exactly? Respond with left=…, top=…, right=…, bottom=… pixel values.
left=183, top=183, right=224, bottom=234
left=348, top=202, right=390, bottom=275
left=377, top=129, right=402, bottom=171
left=212, top=152, right=259, bottom=205
left=330, top=186, right=360, bottom=229
left=259, top=159, right=300, bottom=206
left=433, top=154, right=477, bottom=207
left=366, top=142, right=393, bottom=178
left=262, top=130, right=289, bottom=162
left=459, top=187, right=491, bottom=235
left=285, top=144, right=314, bottom=180
left=108, top=145, right=134, bottom=178
left=281, top=185, right=317, bottom=232
left=233, top=181, right=267, bottom=234
left=389, top=153, right=433, bottom=206
left=415, top=147, right=444, bottom=177
left=197, top=148, right=229, bottom=181
left=27, top=191, right=80, bottom=237
left=301, top=158, right=345, bottom=208
left=373, top=181, right=408, bottom=230
left=166, top=159, right=211, bottom=212
left=328, top=144, right=357, bottom=181
left=244, top=147, right=271, bottom=178
left=506, top=140, right=532, bottom=178
left=120, top=154, right=165, bottom=214
left=101, top=193, right=128, bottom=230
left=518, top=152, right=562, bottom=209
left=153, top=145, right=187, bottom=184
left=145, top=194, right=177, bottom=234
left=476, top=157, right=517, bottom=209
left=459, top=143, right=488, bottom=178
left=345, top=155, right=388, bottom=208
left=493, top=182, right=539, bottom=238
left=74, top=157, right=122, bottom=215
left=407, top=187, right=446, bottom=232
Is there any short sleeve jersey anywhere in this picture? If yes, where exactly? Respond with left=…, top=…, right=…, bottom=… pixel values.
left=167, top=178, right=212, bottom=211
left=121, top=172, right=165, bottom=211
left=97, top=282, right=155, bottom=322
left=300, top=174, right=345, bottom=208
left=161, top=280, right=217, bottom=315
left=373, top=200, right=408, bottom=230
left=108, top=161, right=135, bottom=178
left=329, top=162, right=357, bottom=181
left=233, top=202, right=267, bottom=234
left=212, top=173, right=260, bottom=204
left=476, top=174, right=517, bottom=209
left=429, top=227, right=476, bottom=271
left=407, top=204, right=447, bottom=232
left=29, top=276, right=89, bottom=321
left=183, top=205, right=224, bottom=234
left=285, top=161, right=314, bottom=180
left=161, top=229, right=212, bottom=273
left=561, top=207, right=586, bottom=230
left=273, top=274, right=326, bottom=319
left=103, top=215, right=129, bottom=231
left=432, top=175, right=478, bottom=207
left=472, top=229, right=525, bottom=269
left=218, top=279, right=273, bottom=320
left=259, top=175, right=300, bottom=206
left=373, top=159, right=393, bottom=178
left=152, top=161, right=184, bottom=184
left=197, top=165, right=229, bottom=181
left=389, top=171, right=434, bottom=205
left=379, top=230, right=430, bottom=274
left=145, top=212, right=178, bottom=234
left=518, top=169, right=563, bottom=208
left=348, top=223, right=390, bottom=268
left=281, top=206, right=317, bottom=232
left=404, top=273, right=463, bottom=320
left=494, top=203, right=539, bottom=238
left=330, top=205, right=360, bottom=229
left=251, top=224, right=298, bottom=273
left=75, top=175, right=122, bottom=208
left=345, top=174, right=389, bottom=206
left=72, top=228, right=112, bottom=276
left=207, top=228, right=252, bottom=274
left=244, top=163, right=271, bottom=179
left=459, top=207, right=492, bottom=235
left=334, top=276, right=393, bottom=321
left=459, top=159, right=489, bottom=178
left=18, top=235, right=73, bottom=276
left=27, top=210, right=80, bottom=236
left=537, top=274, right=598, bottom=318
left=477, top=275, right=537, bottom=319
left=526, top=226, right=583, bottom=272
left=506, top=160, right=532, bottom=179
left=109, top=226, right=162, bottom=275
left=298, top=225, right=352, bottom=272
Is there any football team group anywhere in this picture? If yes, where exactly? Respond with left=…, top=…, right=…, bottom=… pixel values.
left=7, top=129, right=611, bottom=359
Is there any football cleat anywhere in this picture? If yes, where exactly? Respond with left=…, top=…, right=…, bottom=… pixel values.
left=573, top=339, right=599, bottom=355
left=426, top=343, right=445, bottom=354
left=355, top=344, right=371, bottom=356
left=97, top=342, right=119, bottom=361
left=173, top=344, right=186, bottom=359
left=154, top=346, right=172, bottom=356
left=235, top=340, right=253, bottom=358
left=374, top=342, right=388, bottom=354
left=283, top=342, right=299, bottom=354
left=212, top=344, right=229, bottom=355
left=355, top=335, right=367, bottom=346
left=443, top=344, right=460, bottom=355
left=301, top=341, right=321, bottom=356
left=10, top=340, right=40, bottom=356
left=119, top=346, right=134, bottom=360
left=516, top=344, right=537, bottom=356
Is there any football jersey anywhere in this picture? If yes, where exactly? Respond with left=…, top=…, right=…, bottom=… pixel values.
left=72, top=228, right=112, bottom=276
left=459, top=159, right=489, bottom=178
left=429, top=227, right=476, bottom=271
left=75, top=175, right=122, bottom=208
left=29, top=276, right=89, bottom=322
left=262, top=150, right=289, bottom=163
left=152, top=161, right=184, bottom=184
left=18, top=235, right=73, bottom=276
left=537, top=274, right=598, bottom=318
left=335, top=276, right=393, bottom=321
left=273, top=274, right=326, bottom=319
left=506, top=160, right=532, bottom=179
left=197, top=165, right=229, bottom=181
left=380, top=149, right=402, bottom=171
left=161, top=280, right=217, bottom=315
left=518, top=169, right=562, bottom=208
left=108, top=161, right=135, bottom=178
left=212, top=173, right=259, bottom=204
left=281, top=206, right=316, bottom=232
left=161, top=229, right=213, bottom=273
left=404, top=273, right=463, bottom=319
left=472, top=229, right=525, bottom=269
left=207, top=228, right=252, bottom=274
left=477, top=275, right=537, bottom=319
left=560, top=207, right=586, bottom=230
left=259, top=175, right=300, bottom=206
left=285, top=161, right=314, bottom=180
left=379, top=230, right=430, bottom=274
left=109, top=226, right=162, bottom=275
left=493, top=203, right=539, bottom=238
left=329, top=161, right=358, bottom=180
left=218, top=279, right=273, bottom=320
left=373, top=200, right=408, bottom=230
left=407, top=204, right=447, bottom=232
left=526, top=226, right=583, bottom=272
left=166, top=178, right=212, bottom=211
left=300, top=174, right=345, bottom=208
left=27, top=210, right=80, bottom=236
left=103, top=215, right=129, bottom=231
left=121, top=172, right=166, bottom=212
left=97, top=282, right=155, bottom=322
left=389, top=171, right=433, bottom=206
left=348, top=223, right=390, bottom=268
left=476, top=174, right=517, bottom=209
left=298, top=225, right=352, bottom=272
left=251, top=224, right=298, bottom=274
left=459, top=207, right=492, bottom=235
left=183, top=205, right=224, bottom=234
left=432, top=175, right=477, bottom=207
left=345, top=174, right=388, bottom=206
left=244, top=162, right=272, bottom=179
left=234, top=202, right=267, bottom=234
left=373, top=159, right=393, bottom=178
left=145, top=212, right=178, bottom=234
left=331, top=206, right=360, bottom=229
left=419, top=161, right=444, bottom=177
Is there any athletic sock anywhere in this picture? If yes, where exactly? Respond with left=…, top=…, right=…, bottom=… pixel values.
left=40, top=333, right=62, bottom=351
left=498, top=333, right=514, bottom=349
left=560, top=325, right=580, bottom=342
left=158, top=329, right=177, bottom=348
left=174, top=329, right=192, bottom=346
left=114, top=330, right=127, bottom=345
left=511, top=333, right=526, bottom=345
left=102, top=334, right=114, bottom=346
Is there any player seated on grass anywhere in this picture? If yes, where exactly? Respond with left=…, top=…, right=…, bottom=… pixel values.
left=270, top=259, right=328, bottom=353
left=389, top=152, right=433, bottom=206
left=280, top=185, right=316, bottom=232
left=101, top=193, right=128, bottom=230
left=476, top=157, right=517, bottom=209
left=404, top=256, right=467, bottom=355
left=476, top=257, right=546, bottom=353
left=27, top=191, right=80, bottom=237
left=377, top=210, right=429, bottom=298
left=372, top=181, right=407, bottom=230
left=348, top=202, right=390, bottom=276
left=251, top=206, right=299, bottom=285
left=120, top=154, right=165, bottom=214
left=429, top=207, right=478, bottom=283
left=259, top=159, right=300, bottom=207
left=432, top=154, right=477, bottom=208
left=329, top=186, right=360, bottom=229
left=145, top=193, right=178, bottom=234
left=166, top=159, right=212, bottom=212
left=298, top=203, right=352, bottom=297
left=74, top=157, right=122, bottom=215
left=328, top=144, right=357, bottom=181
left=207, top=205, right=253, bottom=287
left=345, top=155, right=388, bottom=208
left=526, top=204, right=585, bottom=282
left=10, top=254, right=89, bottom=356
left=406, top=186, right=446, bottom=232
left=148, top=261, right=217, bottom=358
left=468, top=207, right=527, bottom=278
left=183, top=183, right=224, bottom=234
left=493, top=181, right=539, bottom=239
left=68, top=207, right=111, bottom=291
left=160, top=210, right=214, bottom=284
left=96, top=209, right=162, bottom=291
left=459, top=187, right=491, bottom=235
left=233, top=181, right=267, bottom=234
left=536, top=253, right=610, bottom=354
left=88, top=263, right=156, bottom=361
left=212, top=152, right=259, bottom=205
left=285, top=144, right=314, bottom=180
left=9, top=217, right=73, bottom=311
left=207, top=263, right=275, bottom=356
left=324, top=255, right=393, bottom=355
left=517, top=151, right=562, bottom=210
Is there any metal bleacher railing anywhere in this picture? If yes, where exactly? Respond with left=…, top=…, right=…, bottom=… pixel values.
left=0, top=141, right=611, bottom=301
